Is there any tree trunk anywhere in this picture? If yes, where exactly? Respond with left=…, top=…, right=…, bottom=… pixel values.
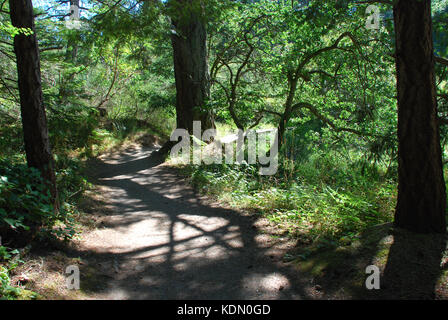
left=66, top=0, right=80, bottom=62
left=59, top=0, right=80, bottom=104
left=277, top=76, right=298, bottom=150
left=393, top=0, right=446, bottom=233
left=170, top=0, right=215, bottom=136
left=10, top=0, right=59, bottom=211
left=229, top=99, right=244, bottom=131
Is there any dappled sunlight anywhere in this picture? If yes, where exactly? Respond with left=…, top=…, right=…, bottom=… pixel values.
left=75, top=146, right=308, bottom=299
left=3, top=0, right=447, bottom=302
left=242, top=272, right=293, bottom=299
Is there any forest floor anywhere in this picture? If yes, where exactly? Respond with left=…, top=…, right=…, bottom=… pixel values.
left=20, top=144, right=319, bottom=299
left=11, top=141, right=448, bottom=300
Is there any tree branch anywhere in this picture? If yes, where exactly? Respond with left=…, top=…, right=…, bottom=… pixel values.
left=292, top=102, right=371, bottom=137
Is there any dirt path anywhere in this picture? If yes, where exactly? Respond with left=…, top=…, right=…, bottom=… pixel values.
left=75, top=145, right=317, bottom=300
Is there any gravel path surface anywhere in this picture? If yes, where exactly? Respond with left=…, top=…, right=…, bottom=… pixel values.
left=78, top=145, right=314, bottom=300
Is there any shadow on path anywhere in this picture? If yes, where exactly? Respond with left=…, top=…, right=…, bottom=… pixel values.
left=379, top=229, right=447, bottom=299
left=74, top=146, right=313, bottom=300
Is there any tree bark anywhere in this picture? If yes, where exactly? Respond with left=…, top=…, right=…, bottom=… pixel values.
left=393, top=0, right=446, bottom=233
left=59, top=0, right=80, bottom=104
left=277, top=76, right=299, bottom=150
left=170, top=0, right=214, bottom=136
left=66, top=0, right=80, bottom=62
left=10, top=0, right=59, bottom=211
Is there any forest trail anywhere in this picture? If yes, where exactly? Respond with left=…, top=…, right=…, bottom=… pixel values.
left=75, top=144, right=316, bottom=299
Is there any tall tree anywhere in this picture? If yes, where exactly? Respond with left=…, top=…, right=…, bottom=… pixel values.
left=59, top=0, right=80, bottom=105
left=66, top=0, right=80, bottom=62
left=393, top=0, right=446, bottom=233
left=9, top=0, right=59, bottom=211
left=168, top=0, right=215, bottom=135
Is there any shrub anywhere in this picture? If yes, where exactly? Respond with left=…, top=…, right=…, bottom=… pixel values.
left=0, top=159, right=54, bottom=234
left=179, top=148, right=395, bottom=244
left=0, top=265, right=21, bottom=300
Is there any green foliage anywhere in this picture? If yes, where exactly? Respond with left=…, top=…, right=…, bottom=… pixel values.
left=0, top=160, right=54, bottom=232
left=0, top=246, right=18, bottom=261
left=0, top=265, right=21, bottom=300
left=0, top=244, right=38, bottom=300
left=49, top=109, right=98, bottom=153
left=0, top=155, right=89, bottom=241
left=182, top=147, right=395, bottom=244
left=0, top=122, right=23, bottom=158
left=0, top=0, right=447, bottom=284
left=0, top=245, right=25, bottom=300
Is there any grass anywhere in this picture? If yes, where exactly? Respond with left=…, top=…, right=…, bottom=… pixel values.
left=172, top=135, right=448, bottom=298
left=289, top=223, right=448, bottom=299
left=175, top=149, right=396, bottom=246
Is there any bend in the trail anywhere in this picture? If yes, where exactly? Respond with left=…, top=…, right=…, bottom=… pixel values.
left=76, top=145, right=315, bottom=299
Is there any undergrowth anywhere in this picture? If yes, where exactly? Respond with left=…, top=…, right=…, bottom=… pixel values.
left=178, top=149, right=396, bottom=245
left=0, top=109, right=172, bottom=299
